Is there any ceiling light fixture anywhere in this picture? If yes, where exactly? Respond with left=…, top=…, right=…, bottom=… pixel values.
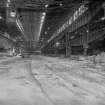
left=38, top=12, right=46, bottom=38
left=59, top=3, right=63, bottom=6
left=45, top=4, right=48, bottom=8
left=55, top=42, right=60, bottom=47
left=45, top=31, right=47, bottom=34
left=70, top=36, right=75, bottom=39
left=7, top=0, right=10, bottom=2
left=7, top=0, right=10, bottom=7
left=10, top=11, right=16, bottom=17
left=0, top=16, right=2, bottom=19
left=101, top=17, right=105, bottom=20
left=86, top=30, right=89, bottom=33
left=48, top=27, right=50, bottom=30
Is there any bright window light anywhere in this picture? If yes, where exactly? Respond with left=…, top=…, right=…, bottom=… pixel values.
left=38, top=12, right=46, bottom=37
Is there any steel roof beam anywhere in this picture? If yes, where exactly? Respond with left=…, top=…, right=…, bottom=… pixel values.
left=41, top=2, right=102, bottom=49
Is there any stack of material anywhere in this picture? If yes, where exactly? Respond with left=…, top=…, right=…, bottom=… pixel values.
left=94, top=52, right=105, bottom=64
left=86, top=52, right=105, bottom=65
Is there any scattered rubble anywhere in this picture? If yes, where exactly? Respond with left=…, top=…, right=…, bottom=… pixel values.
left=87, top=52, right=105, bottom=64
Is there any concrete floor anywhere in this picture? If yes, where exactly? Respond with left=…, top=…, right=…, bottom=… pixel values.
left=0, top=55, right=105, bottom=105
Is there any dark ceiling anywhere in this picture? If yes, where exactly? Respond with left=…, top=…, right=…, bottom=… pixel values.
left=0, top=0, right=96, bottom=47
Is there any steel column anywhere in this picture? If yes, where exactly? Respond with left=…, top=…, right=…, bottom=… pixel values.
left=66, top=33, right=71, bottom=57
left=83, top=23, right=89, bottom=55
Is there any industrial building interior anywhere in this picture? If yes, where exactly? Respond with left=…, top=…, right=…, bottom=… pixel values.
left=0, top=0, right=105, bottom=105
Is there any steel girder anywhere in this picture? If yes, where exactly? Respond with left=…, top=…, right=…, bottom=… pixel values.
left=70, top=27, right=105, bottom=46
left=41, top=2, right=102, bottom=49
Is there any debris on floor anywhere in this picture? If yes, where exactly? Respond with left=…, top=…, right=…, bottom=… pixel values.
left=0, top=55, right=105, bottom=105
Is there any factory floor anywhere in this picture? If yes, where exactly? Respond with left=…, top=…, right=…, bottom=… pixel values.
left=0, top=55, right=105, bottom=105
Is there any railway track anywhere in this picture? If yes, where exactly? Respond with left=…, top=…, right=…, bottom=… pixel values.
left=25, top=60, right=56, bottom=105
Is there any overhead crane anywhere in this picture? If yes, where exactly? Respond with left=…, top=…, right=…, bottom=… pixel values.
left=4, top=0, right=89, bottom=57
left=0, top=0, right=105, bottom=57
left=41, top=1, right=105, bottom=56
left=0, top=0, right=48, bottom=57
